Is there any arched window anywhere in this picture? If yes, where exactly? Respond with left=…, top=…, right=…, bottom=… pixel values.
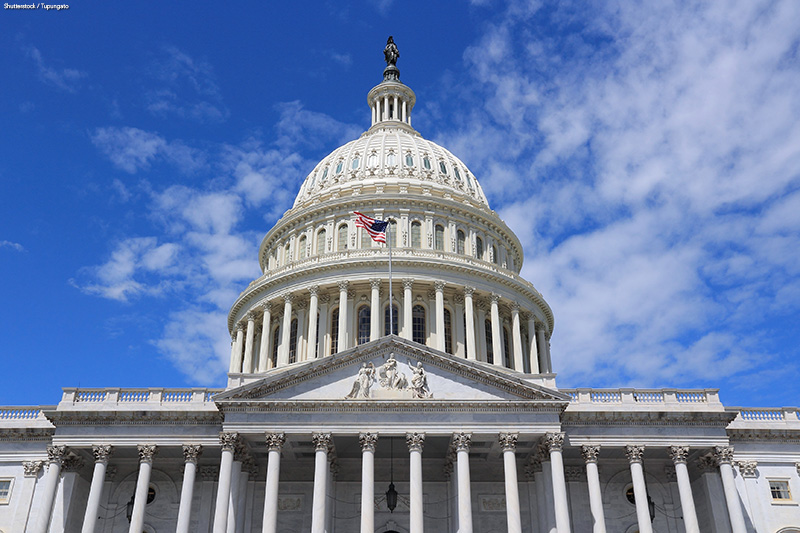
left=444, top=308, right=453, bottom=355
left=405, top=154, right=413, bottom=167
left=388, top=219, right=398, bottom=247
left=335, top=160, right=343, bottom=174
left=288, top=318, right=299, bottom=364
left=330, top=309, right=339, bottom=354
left=492, top=245, right=498, bottom=264
left=423, top=157, right=431, bottom=170
left=476, top=237, right=484, bottom=259
left=351, top=156, right=360, bottom=170
left=384, top=304, right=398, bottom=335
left=337, top=224, right=348, bottom=251
left=502, top=326, right=511, bottom=368
left=457, top=230, right=465, bottom=255
left=284, top=243, right=291, bottom=264
left=411, top=221, right=422, bottom=248
left=298, top=235, right=307, bottom=260
left=358, top=306, right=371, bottom=345
left=484, top=319, right=494, bottom=364
left=439, top=161, right=448, bottom=174
left=316, top=229, right=326, bottom=255
left=387, top=153, right=396, bottom=166
left=361, top=228, right=372, bottom=249
left=368, top=153, right=378, bottom=167
left=434, top=224, right=445, bottom=251
left=412, top=305, right=426, bottom=344
left=271, top=326, right=280, bottom=368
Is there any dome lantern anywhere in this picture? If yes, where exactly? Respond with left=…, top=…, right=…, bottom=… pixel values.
left=368, top=37, right=416, bottom=128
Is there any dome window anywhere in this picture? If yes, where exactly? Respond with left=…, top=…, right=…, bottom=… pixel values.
left=411, top=221, right=422, bottom=248
left=351, top=157, right=360, bottom=170
left=358, top=306, right=371, bottom=345
left=316, top=229, right=326, bottom=255
left=298, top=235, right=307, bottom=260
left=288, top=318, right=299, bottom=363
left=439, top=161, right=448, bottom=174
left=368, top=153, right=379, bottom=167
left=405, top=154, right=414, bottom=167
left=457, top=230, right=466, bottom=254
left=322, top=167, right=328, bottom=180
left=444, top=308, right=453, bottom=355
left=335, top=161, right=343, bottom=174
left=423, top=157, right=431, bottom=170
left=337, top=224, right=348, bottom=250
left=454, top=168, right=462, bottom=181
left=412, top=305, right=426, bottom=344
left=434, top=225, right=445, bottom=251
left=484, top=319, right=494, bottom=364
left=476, top=237, right=484, bottom=259
left=387, top=153, right=396, bottom=166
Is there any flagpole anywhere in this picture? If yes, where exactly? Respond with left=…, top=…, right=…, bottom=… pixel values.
left=388, top=220, right=393, bottom=336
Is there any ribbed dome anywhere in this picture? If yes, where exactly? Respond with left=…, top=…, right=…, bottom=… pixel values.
left=292, top=123, right=489, bottom=209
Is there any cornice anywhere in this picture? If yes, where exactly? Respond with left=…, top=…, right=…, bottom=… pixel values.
left=0, top=428, right=54, bottom=442
left=43, top=410, right=223, bottom=426
left=561, top=410, right=737, bottom=427
left=221, top=399, right=566, bottom=414
left=727, top=428, right=800, bottom=443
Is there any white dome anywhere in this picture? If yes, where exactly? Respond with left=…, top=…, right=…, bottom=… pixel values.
left=292, top=122, right=489, bottom=209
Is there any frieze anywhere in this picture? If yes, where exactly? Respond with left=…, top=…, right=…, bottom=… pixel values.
left=478, top=495, right=506, bottom=512
left=277, top=495, right=305, bottom=512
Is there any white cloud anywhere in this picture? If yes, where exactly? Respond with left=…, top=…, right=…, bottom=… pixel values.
left=0, top=240, right=26, bottom=252
left=91, top=127, right=205, bottom=174
left=27, top=47, right=86, bottom=93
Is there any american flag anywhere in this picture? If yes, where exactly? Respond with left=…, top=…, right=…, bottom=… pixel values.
left=353, top=211, right=389, bottom=244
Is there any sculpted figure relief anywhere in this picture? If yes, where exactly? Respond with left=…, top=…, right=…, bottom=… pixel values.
left=345, top=362, right=375, bottom=399
left=378, top=353, right=407, bottom=390
left=345, top=355, right=434, bottom=398
left=410, top=361, right=432, bottom=398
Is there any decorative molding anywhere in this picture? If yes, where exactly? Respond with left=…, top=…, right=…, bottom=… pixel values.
left=498, top=432, right=518, bottom=452
left=668, top=445, right=689, bottom=464
left=137, top=444, right=157, bottom=464
left=581, top=445, right=600, bottom=464
left=714, top=445, right=734, bottom=465
left=23, top=460, right=44, bottom=477
left=545, top=432, right=565, bottom=453
left=434, top=281, right=446, bottom=292
left=62, top=455, right=85, bottom=473
left=219, top=432, right=239, bottom=452
left=463, top=286, right=475, bottom=297
left=359, top=432, right=378, bottom=452
left=313, top=433, right=332, bottom=452
left=525, top=456, right=542, bottom=478
left=452, top=432, right=471, bottom=452
left=47, top=444, right=67, bottom=465
left=696, top=454, right=718, bottom=472
left=277, top=495, right=306, bottom=512
left=625, top=445, right=645, bottom=464
left=664, top=465, right=676, bottom=482
left=199, top=465, right=219, bottom=481
left=92, top=444, right=113, bottom=464
left=182, top=444, right=202, bottom=464
left=266, top=433, right=286, bottom=452
left=737, top=460, right=758, bottom=478
left=337, top=280, right=349, bottom=292
left=565, top=466, right=584, bottom=482
left=478, top=494, right=506, bottom=512
left=105, top=465, right=117, bottom=481
left=406, top=432, right=425, bottom=452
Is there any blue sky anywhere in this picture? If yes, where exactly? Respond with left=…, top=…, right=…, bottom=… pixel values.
left=2, top=1, right=799, bottom=408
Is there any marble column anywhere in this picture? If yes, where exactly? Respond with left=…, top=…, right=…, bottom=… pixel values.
left=318, top=295, right=330, bottom=357
left=262, top=433, right=285, bottom=533
left=227, top=456, right=243, bottom=533
left=464, top=287, right=477, bottom=360
left=370, top=279, right=381, bottom=341
left=129, top=445, right=157, bottom=533
left=511, top=304, right=524, bottom=371
left=311, top=433, right=331, bottom=533
left=14, top=461, right=43, bottom=532
left=235, top=464, right=250, bottom=533
left=435, top=281, right=446, bottom=351
left=81, top=445, right=112, bottom=533
left=278, top=293, right=294, bottom=367
left=359, top=433, right=378, bottom=533
left=407, top=432, right=425, bottom=533
left=337, top=281, right=349, bottom=352
left=243, top=312, right=257, bottom=373
left=536, top=326, right=548, bottom=373
left=307, top=286, right=320, bottom=360
left=527, top=315, right=540, bottom=373
left=295, top=303, right=307, bottom=362
left=666, top=446, right=699, bottom=533
left=490, top=293, right=503, bottom=367
left=176, top=445, right=202, bottom=533
left=545, top=433, right=571, bottom=533
left=528, top=456, right=549, bottom=533
left=259, top=304, right=272, bottom=371
left=228, top=333, right=238, bottom=373
left=581, top=445, right=606, bottom=533
left=625, top=445, right=653, bottom=533
left=213, top=433, right=239, bottom=533
left=453, top=432, right=473, bottom=533
left=230, top=325, right=245, bottom=373
left=499, top=433, right=522, bottom=533
left=715, top=446, right=747, bottom=533
left=403, top=279, right=413, bottom=340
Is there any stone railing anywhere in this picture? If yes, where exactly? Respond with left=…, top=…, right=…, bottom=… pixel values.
left=61, top=388, right=224, bottom=410
left=561, top=388, right=722, bottom=410
left=0, top=407, right=45, bottom=420
left=728, top=407, right=800, bottom=428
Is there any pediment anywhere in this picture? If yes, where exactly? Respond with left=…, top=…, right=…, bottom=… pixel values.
left=215, top=336, right=569, bottom=404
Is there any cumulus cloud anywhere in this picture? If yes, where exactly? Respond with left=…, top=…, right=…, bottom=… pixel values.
left=439, top=0, right=800, bottom=392
left=91, top=127, right=205, bottom=174
left=27, top=47, right=86, bottom=93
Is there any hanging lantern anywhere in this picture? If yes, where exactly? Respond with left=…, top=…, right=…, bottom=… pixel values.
left=386, top=481, right=398, bottom=512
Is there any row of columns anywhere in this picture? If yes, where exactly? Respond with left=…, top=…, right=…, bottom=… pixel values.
left=29, top=438, right=748, bottom=533
left=231, top=281, right=552, bottom=374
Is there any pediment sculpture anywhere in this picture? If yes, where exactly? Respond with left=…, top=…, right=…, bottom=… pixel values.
left=345, top=354, right=432, bottom=399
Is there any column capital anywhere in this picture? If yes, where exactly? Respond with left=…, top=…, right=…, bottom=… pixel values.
left=434, top=280, right=446, bottom=292
left=498, top=432, right=518, bottom=452
left=337, top=280, right=349, bottom=292
left=406, top=432, right=425, bottom=452
left=581, top=445, right=600, bottom=464
left=737, top=460, right=758, bottom=478
left=23, top=460, right=44, bottom=477
left=402, top=278, right=414, bottom=290
left=236, top=323, right=245, bottom=333
left=525, top=455, right=543, bottom=479
left=625, top=444, right=645, bottom=464
left=544, top=432, right=565, bottom=453
left=714, top=445, right=735, bottom=465
left=452, top=432, right=472, bottom=452
left=137, top=444, right=157, bottom=464
left=92, top=444, right=113, bottom=464
left=260, top=300, right=271, bottom=312
left=199, top=465, right=219, bottom=481
left=46, top=444, right=67, bottom=465
left=463, top=286, right=475, bottom=297
left=219, top=431, right=239, bottom=452
left=283, top=292, right=295, bottom=304
left=313, top=432, right=332, bottom=452
left=696, top=453, right=719, bottom=472
left=359, top=432, right=378, bottom=452
left=246, top=312, right=257, bottom=322
left=62, top=455, right=85, bottom=473
left=668, top=445, right=689, bottom=464
left=511, top=301, right=520, bottom=312
left=182, top=444, right=203, bottom=464
left=319, top=293, right=331, bottom=304
left=308, top=285, right=320, bottom=296
left=369, top=278, right=382, bottom=289
left=490, top=292, right=501, bottom=303
left=266, top=433, right=286, bottom=452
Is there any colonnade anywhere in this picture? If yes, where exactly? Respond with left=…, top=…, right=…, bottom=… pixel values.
left=28, top=438, right=747, bottom=533
left=230, top=280, right=552, bottom=375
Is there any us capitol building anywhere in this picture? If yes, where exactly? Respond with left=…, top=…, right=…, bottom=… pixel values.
left=1, top=39, right=799, bottom=533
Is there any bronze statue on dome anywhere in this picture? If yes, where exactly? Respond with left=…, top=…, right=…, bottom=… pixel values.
left=384, top=36, right=399, bottom=67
